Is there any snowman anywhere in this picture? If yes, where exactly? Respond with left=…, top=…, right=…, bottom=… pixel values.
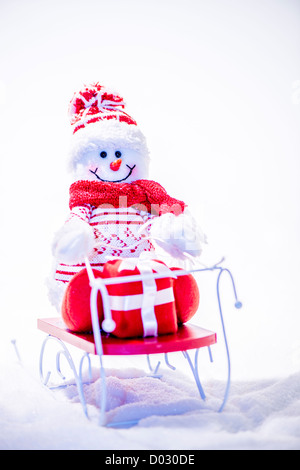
left=49, top=82, right=205, bottom=338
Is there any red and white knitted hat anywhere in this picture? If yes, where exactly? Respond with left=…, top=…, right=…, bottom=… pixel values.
left=68, top=82, right=149, bottom=168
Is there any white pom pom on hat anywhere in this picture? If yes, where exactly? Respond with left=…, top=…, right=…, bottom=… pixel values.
left=68, top=82, right=149, bottom=169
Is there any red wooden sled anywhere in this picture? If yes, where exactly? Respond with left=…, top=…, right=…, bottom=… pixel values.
left=37, top=259, right=241, bottom=427
left=37, top=317, right=217, bottom=356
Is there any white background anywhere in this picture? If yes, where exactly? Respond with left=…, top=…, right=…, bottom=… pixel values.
left=0, top=0, right=300, bottom=382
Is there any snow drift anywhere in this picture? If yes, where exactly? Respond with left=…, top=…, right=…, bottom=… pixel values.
left=0, top=331, right=299, bottom=450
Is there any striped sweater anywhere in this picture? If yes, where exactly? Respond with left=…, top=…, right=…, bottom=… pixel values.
left=55, top=179, right=186, bottom=285
left=55, top=204, right=155, bottom=284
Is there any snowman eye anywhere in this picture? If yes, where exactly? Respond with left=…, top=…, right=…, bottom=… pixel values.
left=115, top=151, right=122, bottom=158
left=100, top=151, right=107, bottom=158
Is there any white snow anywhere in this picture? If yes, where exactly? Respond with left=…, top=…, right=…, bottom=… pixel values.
left=0, top=320, right=299, bottom=450
left=0, top=0, right=300, bottom=451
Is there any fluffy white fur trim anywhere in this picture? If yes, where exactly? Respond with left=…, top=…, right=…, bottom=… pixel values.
left=149, top=210, right=207, bottom=258
left=68, top=120, right=149, bottom=170
left=52, top=217, right=95, bottom=265
left=46, top=274, right=66, bottom=312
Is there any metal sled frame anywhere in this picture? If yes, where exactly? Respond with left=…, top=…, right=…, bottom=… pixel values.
left=38, top=260, right=241, bottom=427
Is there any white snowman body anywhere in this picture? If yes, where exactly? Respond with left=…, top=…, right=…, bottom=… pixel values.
left=49, top=84, right=204, bottom=311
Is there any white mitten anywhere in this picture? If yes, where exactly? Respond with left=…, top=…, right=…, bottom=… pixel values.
left=149, top=210, right=206, bottom=258
left=52, top=218, right=95, bottom=264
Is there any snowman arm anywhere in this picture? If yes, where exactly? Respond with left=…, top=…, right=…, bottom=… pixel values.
left=149, top=209, right=206, bottom=257
left=52, top=205, right=95, bottom=264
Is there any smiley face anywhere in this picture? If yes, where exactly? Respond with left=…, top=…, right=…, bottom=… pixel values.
left=73, top=145, right=148, bottom=183
left=89, top=149, right=136, bottom=183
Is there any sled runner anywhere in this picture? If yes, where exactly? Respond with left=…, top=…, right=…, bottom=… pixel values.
left=37, top=258, right=242, bottom=427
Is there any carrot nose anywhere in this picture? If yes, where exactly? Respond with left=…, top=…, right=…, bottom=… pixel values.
left=110, top=158, right=122, bottom=171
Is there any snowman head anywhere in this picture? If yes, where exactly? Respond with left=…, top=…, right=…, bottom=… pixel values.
left=68, top=83, right=150, bottom=183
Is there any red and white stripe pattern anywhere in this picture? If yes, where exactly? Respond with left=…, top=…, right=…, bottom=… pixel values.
left=69, top=83, right=137, bottom=134
left=103, top=258, right=176, bottom=337
left=55, top=205, right=155, bottom=285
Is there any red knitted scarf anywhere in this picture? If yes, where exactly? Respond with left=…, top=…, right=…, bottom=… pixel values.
left=69, top=180, right=186, bottom=215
